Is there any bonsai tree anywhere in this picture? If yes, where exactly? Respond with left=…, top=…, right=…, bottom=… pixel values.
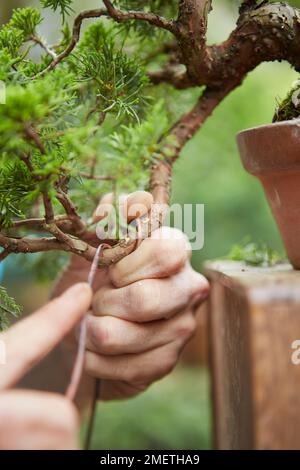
left=2, top=0, right=300, bottom=327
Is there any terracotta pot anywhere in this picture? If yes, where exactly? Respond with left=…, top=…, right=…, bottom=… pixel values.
left=237, top=120, right=300, bottom=269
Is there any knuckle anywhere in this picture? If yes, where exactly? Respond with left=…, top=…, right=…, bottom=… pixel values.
left=109, top=265, right=122, bottom=287
left=88, top=317, right=122, bottom=354
left=176, top=314, right=197, bottom=341
left=154, top=238, right=187, bottom=276
left=92, top=287, right=115, bottom=316
left=115, top=357, right=137, bottom=383
left=160, top=349, right=178, bottom=377
left=188, top=271, right=210, bottom=304
left=194, top=273, right=210, bottom=295
left=88, top=317, right=111, bottom=351
left=126, top=367, right=144, bottom=384
left=126, top=282, right=160, bottom=320
left=85, top=352, right=100, bottom=379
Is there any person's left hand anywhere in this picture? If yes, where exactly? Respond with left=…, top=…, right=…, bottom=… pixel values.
left=0, top=283, right=92, bottom=449
left=55, top=191, right=209, bottom=400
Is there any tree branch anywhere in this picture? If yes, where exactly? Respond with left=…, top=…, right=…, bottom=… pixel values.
left=21, top=129, right=86, bottom=245
left=177, top=2, right=300, bottom=88
left=103, top=0, right=178, bottom=35
left=55, top=189, right=86, bottom=234
left=88, top=88, right=230, bottom=265
left=30, top=34, right=57, bottom=59
left=176, top=0, right=212, bottom=83
left=10, top=0, right=300, bottom=269
left=150, top=85, right=232, bottom=206
left=12, top=216, right=69, bottom=230
left=36, top=2, right=178, bottom=76
left=0, top=233, right=97, bottom=262
left=36, top=9, right=107, bottom=75
left=23, top=123, right=46, bottom=154
left=42, top=192, right=55, bottom=224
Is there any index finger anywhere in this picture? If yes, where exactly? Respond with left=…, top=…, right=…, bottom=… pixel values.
left=0, top=283, right=92, bottom=390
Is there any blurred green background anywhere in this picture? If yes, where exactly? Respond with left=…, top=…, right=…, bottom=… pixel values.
left=1, top=0, right=300, bottom=450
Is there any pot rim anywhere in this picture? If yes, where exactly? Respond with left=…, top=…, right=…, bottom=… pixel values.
left=237, top=117, right=300, bottom=139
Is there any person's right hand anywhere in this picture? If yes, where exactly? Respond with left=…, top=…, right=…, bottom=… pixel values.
left=0, top=282, right=92, bottom=450
left=53, top=192, right=209, bottom=401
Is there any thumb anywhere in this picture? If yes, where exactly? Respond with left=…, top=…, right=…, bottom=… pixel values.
left=0, top=283, right=92, bottom=390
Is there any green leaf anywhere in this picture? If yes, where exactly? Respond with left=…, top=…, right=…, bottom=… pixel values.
left=226, top=239, right=286, bottom=267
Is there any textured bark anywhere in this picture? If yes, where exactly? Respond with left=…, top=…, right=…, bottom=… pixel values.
left=4, top=1, right=300, bottom=265
left=177, top=0, right=213, bottom=82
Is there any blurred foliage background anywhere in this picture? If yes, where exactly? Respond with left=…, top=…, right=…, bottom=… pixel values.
left=1, top=0, right=300, bottom=450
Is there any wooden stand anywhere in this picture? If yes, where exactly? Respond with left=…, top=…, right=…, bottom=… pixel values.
left=205, top=261, right=300, bottom=450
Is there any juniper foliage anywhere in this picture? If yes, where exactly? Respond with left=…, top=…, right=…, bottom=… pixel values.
left=0, top=286, right=22, bottom=331
left=0, top=1, right=178, bottom=327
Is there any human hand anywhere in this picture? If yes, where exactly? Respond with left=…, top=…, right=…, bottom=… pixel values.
left=55, top=192, right=209, bottom=400
left=0, top=283, right=92, bottom=449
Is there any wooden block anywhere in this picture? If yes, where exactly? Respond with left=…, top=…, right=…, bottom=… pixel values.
left=205, top=261, right=300, bottom=450
left=180, top=303, right=209, bottom=366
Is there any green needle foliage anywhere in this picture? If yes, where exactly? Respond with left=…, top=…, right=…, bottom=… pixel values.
left=40, top=0, right=74, bottom=22
left=0, top=1, right=179, bottom=327
left=273, top=79, right=300, bottom=122
left=10, top=7, right=42, bottom=39
left=0, top=286, right=22, bottom=331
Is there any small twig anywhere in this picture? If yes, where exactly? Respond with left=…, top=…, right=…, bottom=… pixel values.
left=42, top=192, right=55, bottom=224
left=19, top=153, right=36, bottom=174
left=0, top=233, right=97, bottom=262
left=35, top=3, right=178, bottom=77
left=103, top=0, right=178, bottom=35
left=23, top=123, right=46, bottom=154
left=45, top=222, right=77, bottom=248
left=89, top=155, right=97, bottom=178
left=30, top=35, right=57, bottom=59
left=12, top=216, right=69, bottom=230
left=56, top=189, right=86, bottom=234
left=33, top=9, right=107, bottom=76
